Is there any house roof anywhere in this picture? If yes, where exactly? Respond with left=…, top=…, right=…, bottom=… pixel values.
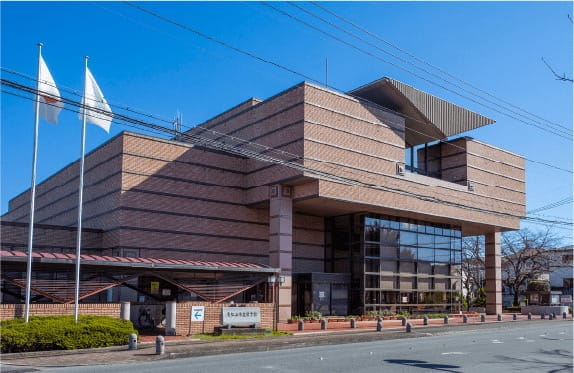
left=348, top=77, right=495, bottom=147
left=0, top=250, right=279, bottom=274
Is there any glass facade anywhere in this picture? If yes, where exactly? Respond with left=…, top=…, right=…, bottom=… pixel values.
left=325, top=213, right=462, bottom=315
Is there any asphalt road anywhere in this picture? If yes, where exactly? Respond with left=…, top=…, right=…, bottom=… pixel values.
left=15, top=321, right=574, bottom=373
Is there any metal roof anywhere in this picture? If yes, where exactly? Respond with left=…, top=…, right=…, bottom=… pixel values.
left=348, top=77, right=495, bottom=147
left=0, top=250, right=279, bottom=274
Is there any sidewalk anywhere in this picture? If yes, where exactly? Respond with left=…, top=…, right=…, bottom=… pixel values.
left=1, top=317, right=571, bottom=370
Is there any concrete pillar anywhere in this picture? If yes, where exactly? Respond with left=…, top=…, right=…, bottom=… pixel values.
left=165, top=301, right=176, bottom=336
left=269, top=185, right=293, bottom=322
left=485, top=232, right=502, bottom=315
left=120, top=301, right=131, bottom=321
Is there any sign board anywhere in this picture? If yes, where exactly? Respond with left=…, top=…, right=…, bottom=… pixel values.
left=222, top=307, right=261, bottom=326
left=191, top=306, right=205, bottom=322
left=318, top=291, right=326, bottom=299
left=150, top=281, right=160, bottom=295
left=560, top=295, right=572, bottom=304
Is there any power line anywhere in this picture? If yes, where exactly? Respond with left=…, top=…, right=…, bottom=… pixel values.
left=528, top=197, right=574, bottom=214
left=310, top=1, right=573, bottom=134
left=286, top=1, right=573, bottom=137
left=3, top=78, right=572, bottom=228
left=93, top=4, right=574, bottom=173
left=260, top=2, right=572, bottom=140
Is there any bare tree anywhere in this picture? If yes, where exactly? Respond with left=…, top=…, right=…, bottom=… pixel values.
left=461, top=236, right=485, bottom=309
left=501, top=227, right=562, bottom=306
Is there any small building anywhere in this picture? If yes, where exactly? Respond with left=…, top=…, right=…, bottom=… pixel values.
left=1, top=77, right=525, bottom=321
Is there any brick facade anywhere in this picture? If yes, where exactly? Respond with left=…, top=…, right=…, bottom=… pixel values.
left=0, top=303, right=122, bottom=321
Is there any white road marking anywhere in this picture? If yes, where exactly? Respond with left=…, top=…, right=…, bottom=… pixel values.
left=518, top=337, right=525, bottom=340
left=525, top=339, right=535, bottom=343
left=491, top=339, right=504, bottom=344
left=441, top=352, right=469, bottom=355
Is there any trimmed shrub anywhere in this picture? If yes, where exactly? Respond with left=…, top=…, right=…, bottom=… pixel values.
left=1, top=315, right=137, bottom=353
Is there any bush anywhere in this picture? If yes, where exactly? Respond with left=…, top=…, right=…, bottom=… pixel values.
left=1, top=315, right=137, bottom=353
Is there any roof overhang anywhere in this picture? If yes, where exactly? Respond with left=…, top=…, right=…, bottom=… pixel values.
left=0, top=250, right=280, bottom=274
left=348, top=77, right=495, bottom=147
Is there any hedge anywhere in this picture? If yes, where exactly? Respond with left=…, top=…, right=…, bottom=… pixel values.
left=1, top=315, right=137, bottom=353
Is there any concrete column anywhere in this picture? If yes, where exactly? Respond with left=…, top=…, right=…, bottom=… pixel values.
left=269, top=185, right=293, bottom=322
left=485, top=231, right=502, bottom=315
left=165, top=301, right=177, bottom=336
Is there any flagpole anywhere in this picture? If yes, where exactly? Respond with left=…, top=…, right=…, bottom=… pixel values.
left=74, top=56, right=89, bottom=323
left=24, top=43, right=44, bottom=323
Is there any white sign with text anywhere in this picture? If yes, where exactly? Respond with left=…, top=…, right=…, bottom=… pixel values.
left=222, top=307, right=261, bottom=326
left=191, top=306, right=205, bottom=322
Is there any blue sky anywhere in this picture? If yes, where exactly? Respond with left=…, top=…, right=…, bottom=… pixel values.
left=1, top=2, right=572, bottom=242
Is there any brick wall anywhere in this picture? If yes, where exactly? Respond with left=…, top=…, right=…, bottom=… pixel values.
left=0, top=303, right=122, bottom=321
left=175, top=302, right=275, bottom=335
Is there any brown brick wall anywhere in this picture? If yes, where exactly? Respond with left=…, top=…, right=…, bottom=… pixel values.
left=175, top=302, right=275, bottom=334
left=0, top=303, right=121, bottom=321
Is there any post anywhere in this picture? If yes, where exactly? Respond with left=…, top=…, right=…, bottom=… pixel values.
left=350, top=318, right=356, bottom=329
left=480, top=314, right=486, bottom=322
left=463, top=315, right=468, bottom=323
left=497, top=313, right=502, bottom=322
left=155, top=335, right=165, bottom=355
left=376, top=318, right=383, bottom=332
left=120, top=302, right=131, bottom=321
left=166, top=301, right=176, bottom=336
left=320, top=319, right=327, bottom=330
left=528, top=312, right=532, bottom=320
left=24, top=42, right=44, bottom=323
left=74, top=56, right=89, bottom=323
left=423, top=316, right=428, bottom=326
left=563, top=312, right=567, bottom=319
left=401, top=317, right=407, bottom=326
left=128, top=333, right=137, bottom=350
left=485, top=232, right=502, bottom=315
left=512, top=314, right=517, bottom=321
left=443, top=316, right=449, bottom=324
left=406, top=323, right=412, bottom=333
left=297, top=320, right=304, bottom=331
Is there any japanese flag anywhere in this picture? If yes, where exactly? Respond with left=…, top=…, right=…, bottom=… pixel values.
left=38, top=56, right=63, bottom=124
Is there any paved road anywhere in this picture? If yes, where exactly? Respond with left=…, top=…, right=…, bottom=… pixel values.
left=7, top=321, right=574, bottom=373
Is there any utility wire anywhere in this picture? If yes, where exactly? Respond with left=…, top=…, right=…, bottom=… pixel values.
left=84, top=4, right=574, bottom=173
left=310, top=1, right=573, bottom=134
left=528, top=197, right=574, bottom=214
left=261, top=2, right=572, bottom=140
left=3, top=79, right=572, bottom=227
left=287, top=1, right=572, bottom=137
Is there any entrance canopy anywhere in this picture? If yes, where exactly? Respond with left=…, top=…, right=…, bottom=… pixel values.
left=1, top=250, right=279, bottom=304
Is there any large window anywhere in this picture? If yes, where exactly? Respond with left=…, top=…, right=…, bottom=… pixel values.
left=360, top=214, right=462, bottom=314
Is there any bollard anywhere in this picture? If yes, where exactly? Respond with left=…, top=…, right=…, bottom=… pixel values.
left=480, top=314, right=486, bottom=322
left=423, top=316, right=428, bottom=326
left=128, top=333, right=138, bottom=350
left=497, top=313, right=502, bottom=322
left=541, top=313, right=546, bottom=320
left=298, top=320, right=304, bottom=331
left=376, top=319, right=383, bottom=332
left=528, top=312, right=532, bottom=320
left=320, top=319, right=327, bottom=330
left=155, top=335, right=165, bottom=355
left=549, top=313, right=554, bottom=320
left=551, top=313, right=556, bottom=320
left=443, top=316, right=449, bottom=324
left=401, top=317, right=407, bottom=326
left=406, top=323, right=412, bottom=333
left=563, top=312, right=568, bottom=319
left=463, top=315, right=468, bottom=324
left=513, top=314, right=517, bottom=321
left=120, top=302, right=131, bottom=321
left=350, top=318, right=357, bottom=329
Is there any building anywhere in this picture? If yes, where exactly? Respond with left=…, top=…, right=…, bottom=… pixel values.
left=1, top=77, right=526, bottom=321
